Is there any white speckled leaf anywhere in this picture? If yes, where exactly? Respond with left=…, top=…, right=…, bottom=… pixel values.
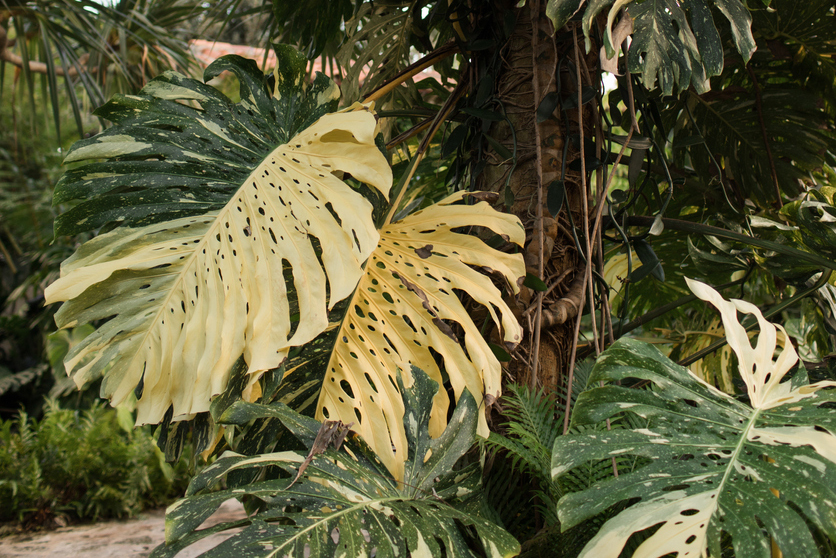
left=152, top=368, right=520, bottom=558
left=312, top=191, right=525, bottom=482
left=553, top=281, right=836, bottom=558
left=44, top=50, right=392, bottom=425
left=580, top=0, right=755, bottom=95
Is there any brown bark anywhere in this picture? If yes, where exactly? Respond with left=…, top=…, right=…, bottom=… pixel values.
left=481, top=1, right=598, bottom=393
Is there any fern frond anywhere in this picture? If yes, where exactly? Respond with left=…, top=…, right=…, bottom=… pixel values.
left=486, top=431, right=550, bottom=481
left=502, top=383, right=563, bottom=453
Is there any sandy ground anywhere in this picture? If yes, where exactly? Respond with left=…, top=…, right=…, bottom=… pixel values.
left=0, top=499, right=246, bottom=558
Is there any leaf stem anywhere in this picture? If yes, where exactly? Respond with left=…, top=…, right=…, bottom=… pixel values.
left=746, top=62, right=782, bottom=208
left=382, top=77, right=468, bottom=226
left=531, top=0, right=545, bottom=390
left=364, top=40, right=458, bottom=104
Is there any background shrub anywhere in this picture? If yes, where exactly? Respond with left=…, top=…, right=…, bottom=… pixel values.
left=0, top=400, right=192, bottom=527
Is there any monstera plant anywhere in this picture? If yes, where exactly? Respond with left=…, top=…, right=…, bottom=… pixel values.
left=553, top=279, right=836, bottom=557
left=44, top=43, right=525, bottom=493
left=153, top=367, right=520, bottom=557
left=40, top=15, right=836, bottom=556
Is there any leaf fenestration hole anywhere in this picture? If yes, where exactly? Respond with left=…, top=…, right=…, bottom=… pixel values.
left=340, top=380, right=355, bottom=399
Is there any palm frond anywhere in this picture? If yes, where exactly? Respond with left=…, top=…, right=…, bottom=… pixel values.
left=753, top=0, right=836, bottom=118
left=1, top=0, right=203, bottom=138
left=337, top=0, right=419, bottom=104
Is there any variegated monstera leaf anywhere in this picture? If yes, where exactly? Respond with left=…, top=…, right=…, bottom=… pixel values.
left=279, top=191, right=525, bottom=482
left=553, top=279, right=836, bottom=558
left=547, top=0, right=756, bottom=95
left=153, top=367, right=520, bottom=558
left=44, top=46, right=392, bottom=425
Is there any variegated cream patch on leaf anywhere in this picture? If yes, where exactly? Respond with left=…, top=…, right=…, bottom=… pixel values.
left=154, top=367, right=520, bottom=558
left=575, top=0, right=755, bottom=95
left=685, top=277, right=829, bottom=408
left=44, top=48, right=392, bottom=425
left=553, top=280, right=836, bottom=558
left=308, top=191, right=525, bottom=482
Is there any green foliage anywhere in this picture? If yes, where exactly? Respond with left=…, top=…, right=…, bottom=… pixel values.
left=0, top=400, right=191, bottom=526
left=489, top=385, right=565, bottom=487
left=486, top=385, right=566, bottom=529
left=752, top=187, right=836, bottom=283
left=645, top=0, right=836, bottom=207
left=751, top=0, right=836, bottom=118
left=553, top=335, right=836, bottom=558
left=337, top=0, right=421, bottom=104
left=9, top=3, right=836, bottom=558
left=152, top=367, right=519, bottom=558
left=596, top=0, right=836, bottom=365
left=545, top=0, right=757, bottom=95
left=0, top=62, right=80, bottom=417
left=1, top=0, right=202, bottom=138
left=271, top=0, right=353, bottom=58
left=484, top=366, right=649, bottom=557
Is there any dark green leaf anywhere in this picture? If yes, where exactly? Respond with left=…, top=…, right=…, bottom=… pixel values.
left=673, top=135, right=705, bottom=148
left=537, top=91, right=560, bottom=123
left=633, top=238, right=664, bottom=282
left=546, top=0, right=585, bottom=30
left=461, top=107, right=505, bottom=121
left=561, top=86, right=597, bottom=109
left=468, top=39, right=495, bottom=51
left=475, top=72, right=496, bottom=106
left=484, top=134, right=514, bottom=161
left=627, top=148, right=646, bottom=187
left=443, top=124, right=469, bottom=157
left=524, top=273, right=548, bottom=292
left=219, top=401, right=321, bottom=447
left=609, top=189, right=628, bottom=204
left=489, top=343, right=512, bottom=362
left=547, top=179, right=565, bottom=217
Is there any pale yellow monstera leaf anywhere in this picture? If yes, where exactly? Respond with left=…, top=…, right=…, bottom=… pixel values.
left=45, top=51, right=391, bottom=425
left=313, top=192, right=524, bottom=481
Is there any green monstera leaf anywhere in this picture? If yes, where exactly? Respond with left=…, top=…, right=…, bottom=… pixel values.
left=44, top=46, right=392, bottom=425
left=552, top=279, right=836, bottom=558
left=151, top=366, right=521, bottom=558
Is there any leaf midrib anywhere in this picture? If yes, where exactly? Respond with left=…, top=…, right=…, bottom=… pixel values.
left=715, top=407, right=762, bottom=508
left=262, top=494, right=409, bottom=558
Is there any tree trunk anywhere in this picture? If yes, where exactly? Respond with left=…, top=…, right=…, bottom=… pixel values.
left=481, top=0, right=600, bottom=395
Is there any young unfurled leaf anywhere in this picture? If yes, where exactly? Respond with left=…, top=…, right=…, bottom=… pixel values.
left=553, top=279, right=836, bottom=558
left=44, top=48, right=392, bottom=425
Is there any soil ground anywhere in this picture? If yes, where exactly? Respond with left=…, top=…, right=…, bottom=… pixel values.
left=0, top=499, right=246, bottom=558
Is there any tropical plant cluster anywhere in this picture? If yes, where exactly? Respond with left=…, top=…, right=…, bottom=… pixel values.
left=2, top=0, right=836, bottom=557
left=0, top=400, right=191, bottom=527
